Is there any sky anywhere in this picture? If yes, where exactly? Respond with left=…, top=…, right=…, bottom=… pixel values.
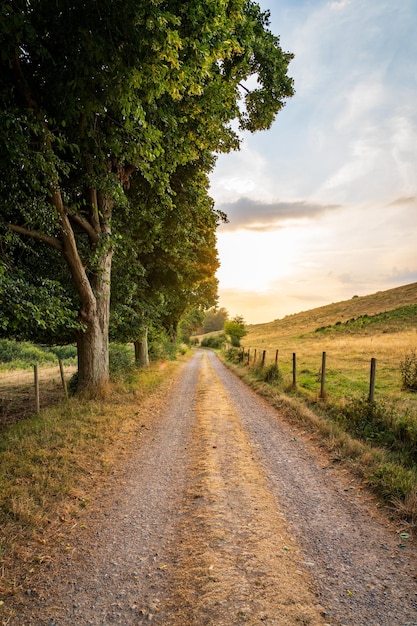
left=210, top=0, right=417, bottom=324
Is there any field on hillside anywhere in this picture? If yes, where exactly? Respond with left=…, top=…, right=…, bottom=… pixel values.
left=242, top=283, right=417, bottom=411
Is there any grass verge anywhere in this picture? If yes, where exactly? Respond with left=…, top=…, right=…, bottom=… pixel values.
left=219, top=351, right=417, bottom=526
left=0, top=358, right=184, bottom=601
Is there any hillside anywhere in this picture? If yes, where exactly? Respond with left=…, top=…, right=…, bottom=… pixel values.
left=247, top=282, right=417, bottom=341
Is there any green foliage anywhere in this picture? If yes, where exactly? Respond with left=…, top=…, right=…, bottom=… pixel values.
left=254, top=364, right=282, bottom=384
left=335, top=397, right=417, bottom=464
left=314, top=304, right=417, bottom=336
left=179, top=307, right=205, bottom=344
left=109, top=343, right=135, bottom=374
left=148, top=328, right=178, bottom=361
left=48, top=345, right=77, bottom=361
left=400, top=349, right=417, bottom=392
left=203, top=307, right=229, bottom=333
left=225, top=347, right=244, bottom=364
left=0, top=0, right=293, bottom=391
left=224, top=315, right=248, bottom=347
left=201, top=334, right=227, bottom=349
left=0, top=262, right=80, bottom=342
left=0, top=339, right=77, bottom=367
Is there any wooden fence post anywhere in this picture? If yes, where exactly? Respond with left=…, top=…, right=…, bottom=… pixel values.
left=261, top=350, right=266, bottom=367
left=275, top=349, right=279, bottom=368
left=34, top=364, right=40, bottom=413
left=59, top=359, right=69, bottom=400
left=247, top=348, right=250, bottom=364
left=369, top=357, right=377, bottom=403
left=320, top=351, right=327, bottom=399
left=292, top=353, right=297, bottom=387
left=253, top=349, right=257, bottom=365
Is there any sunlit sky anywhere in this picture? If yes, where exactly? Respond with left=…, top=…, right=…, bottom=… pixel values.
left=210, top=0, right=417, bottom=324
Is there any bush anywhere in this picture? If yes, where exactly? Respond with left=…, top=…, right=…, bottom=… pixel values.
left=334, top=397, right=417, bottom=464
left=400, top=349, right=417, bottom=391
left=0, top=339, right=56, bottom=365
left=225, top=347, right=243, bottom=364
left=109, top=343, right=135, bottom=373
left=49, top=345, right=77, bottom=361
left=201, top=334, right=226, bottom=349
left=256, top=364, right=282, bottom=384
left=148, top=328, right=178, bottom=361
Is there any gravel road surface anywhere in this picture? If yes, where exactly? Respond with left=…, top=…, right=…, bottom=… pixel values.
left=9, top=350, right=417, bottom=625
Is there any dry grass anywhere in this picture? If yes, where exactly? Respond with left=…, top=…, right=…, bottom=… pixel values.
left=242, top=283, right=417, bottom=408
left=219, top=283, right=417, bottom=522
left=0, top=359, right=183, bottom=598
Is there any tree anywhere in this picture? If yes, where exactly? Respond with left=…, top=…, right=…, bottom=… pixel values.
left=225, top=315, right=248, bottom=347
left=110, top=155, right=221, bottom=362
left=0, top=0, right=294, bottom=392
left=203, top=308, right=229, bottom=333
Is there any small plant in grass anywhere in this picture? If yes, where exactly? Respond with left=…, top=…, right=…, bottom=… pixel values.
left=400, top=349, right=417, bottom=391
left=253, top=364, right=282, bottom=384
left=225, top=347, right=242, bottom=364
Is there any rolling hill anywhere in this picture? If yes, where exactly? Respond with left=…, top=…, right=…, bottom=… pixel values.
left=247, top=282, right=417, bottom=341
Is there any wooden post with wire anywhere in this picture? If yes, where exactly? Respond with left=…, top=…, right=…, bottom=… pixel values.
left=34, top=364, right=40, bottom=413
left=292, top=353, right=297, bottom=387
left=369, top=357, right=377, bottom=403
left=320, top=351, right=327, bottom=399
left=59, top=359, right=69, bottom=400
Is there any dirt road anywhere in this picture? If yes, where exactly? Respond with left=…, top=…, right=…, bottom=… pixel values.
left=10, top=351, right=417, bottom=625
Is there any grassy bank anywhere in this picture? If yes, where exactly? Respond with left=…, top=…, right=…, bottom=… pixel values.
left=217, top=283, right=417, bottom=523
left=0, top=358, right=184, bottom=601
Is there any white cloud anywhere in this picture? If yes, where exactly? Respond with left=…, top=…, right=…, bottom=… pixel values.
left=211, top=0, right=417, bottom=323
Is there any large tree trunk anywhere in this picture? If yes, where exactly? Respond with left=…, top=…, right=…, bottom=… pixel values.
left=76, top=248, right=113, bottom=393
left=50, top=187, right=114, bottom=394
left=134, top=326, right=149, bottom=368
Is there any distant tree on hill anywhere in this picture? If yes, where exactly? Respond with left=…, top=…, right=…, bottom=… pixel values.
left=203, top=307, right=229, bottom=333
left=224, top=315, right=247, bottom=347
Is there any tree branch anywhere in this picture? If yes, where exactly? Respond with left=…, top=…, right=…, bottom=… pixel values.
left=238, top=82, right=251, bottom=94
left=68, top=212, right=100, bottom=243
left=8, top=223, right=63, bottom=251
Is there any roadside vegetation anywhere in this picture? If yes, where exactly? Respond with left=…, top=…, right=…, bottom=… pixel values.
left=0, top=357, right=185, bottom=601
left=217, top=283, right=417, bottom=523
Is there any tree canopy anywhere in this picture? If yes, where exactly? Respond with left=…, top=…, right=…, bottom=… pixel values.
left=0, top=0, right=294, bottom=392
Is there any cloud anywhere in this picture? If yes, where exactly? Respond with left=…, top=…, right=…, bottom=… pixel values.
left=328, top=0, right=353, bottom=10
left=388, top=196, right=417, bottom=207
left=218, top=197, right=341, bottom=231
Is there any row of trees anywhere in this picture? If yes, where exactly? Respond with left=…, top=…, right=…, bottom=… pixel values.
left=0, top=0, right=293, bottom=393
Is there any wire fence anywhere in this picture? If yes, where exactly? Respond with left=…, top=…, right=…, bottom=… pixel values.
left=0, top=361, right=76, bottom=430
left=232, top=344, right=416, bottom=411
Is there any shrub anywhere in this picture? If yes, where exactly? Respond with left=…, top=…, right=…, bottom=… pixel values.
left=225, top=347, right=243, bottom=364
left=109, top=343, right=135, bottom=373
left=148, top=328, right=178, bottom=361
left=201, top=334, right=226, bottom=349
left=0, top=339, right=56, bottom=365
left=400, top=349, right=417, bottom=391
left=49, top=345, right=77, bottom=361
left=261, top=364, right=282, bottom=384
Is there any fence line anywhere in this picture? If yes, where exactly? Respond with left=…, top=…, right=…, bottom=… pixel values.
left=236, top=346, right=382, bottom=403
left=0, top=360, right=74, bottom=426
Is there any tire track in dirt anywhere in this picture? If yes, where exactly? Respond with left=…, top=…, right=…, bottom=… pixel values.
left=157, top=352, right=327, bottom=625
left=207, top=351, right=417, bottom=626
